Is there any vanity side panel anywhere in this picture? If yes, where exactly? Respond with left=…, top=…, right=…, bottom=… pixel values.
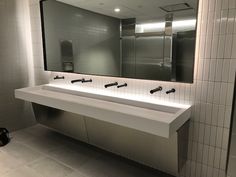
left=177, top=120, right=190, bottom=172
left=32, top=103, right=89, bottom=143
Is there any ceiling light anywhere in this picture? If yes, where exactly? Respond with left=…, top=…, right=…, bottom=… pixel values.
left=114, top=8, right=120, bottom=12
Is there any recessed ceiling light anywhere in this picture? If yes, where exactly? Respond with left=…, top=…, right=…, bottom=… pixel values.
left=114, top=8, right=120, bottom=12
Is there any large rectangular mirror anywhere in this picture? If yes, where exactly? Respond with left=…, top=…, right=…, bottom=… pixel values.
left=40, top=0, right=198, bottom=83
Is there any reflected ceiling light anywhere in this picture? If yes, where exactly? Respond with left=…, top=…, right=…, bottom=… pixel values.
left=172, top=19, right=196, bottom=28
left=140, top=22, right=165, bottom=29
left=136, top=22, right=165, bottom=33
left=114, top=8, right=120, bottom=12
left=136, top=19, right=196, bottom=33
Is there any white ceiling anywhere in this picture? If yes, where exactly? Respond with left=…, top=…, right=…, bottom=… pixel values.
left=57, top=0, right=198, bottom=22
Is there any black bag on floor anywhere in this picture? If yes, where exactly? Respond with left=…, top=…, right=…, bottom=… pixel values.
left=0, top=128, right=10, bottom=146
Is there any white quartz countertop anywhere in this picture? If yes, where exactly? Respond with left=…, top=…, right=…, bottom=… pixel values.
left=15, top=84, right=191, bottom=138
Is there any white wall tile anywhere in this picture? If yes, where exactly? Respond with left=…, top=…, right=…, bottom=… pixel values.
left=212, top=105, right=219, bottom=125
left=219, top=170, right=225, bottom=177
left=226, top=83, right=234, bottom=105
left=209, top=59, right=217, bottom=81
left=228, top=59, right=236, bottom=82
left=218, top=105, right=225, bottom=127
left=215, top=0, right=222, bottom=12
left=196, top=163, right=202, bottom=177
left=214, top=148, right=221, bottom=168
left=224, top=106, right=232, bottom=128
left=216, top=127, right=223, bottom=147
left=220, top=10, right=228, bottom=34
left=208, top=146, right=215, bottom=166
left=204, top=125, right=211, bottom=144
left=213, top=13, right=221, bottom=34
left=220, top=149, right=227, bottom=170
left=203, top=145, right=210, bottom=164
left=213, top=83, right=221, bottom=103
left=200, top=103, right=207, bottom=123
left=197, top=143, right=204, bottom=162
left=224, top=35, right=233, bottom=59
left=229, top=0, right=236, bottom=9
left=222, top=60, right=230, bottom=82
left=209, top=0, right=216, bottom=12
left=201, top=164, right=208, bottom=177
left=204, top=60, right=211, bottom=81
left=213, top=168, right=220, bottom=177
left=210, top=126, right=217, bottom=146
left=222, top=128, right=230, bottom=150
left=227, top=10, right=235, bottom=34
left=199, top=123, right=205, bottom=142
left=215, top=60, right=223, bottom=81
left=207, top=12, right=215, bottom=35
left=191, top=161, right=196, bottom=177
left=231, top=35, right=236, bottom=58
left=207, top=166, right=214, bottom=177
left=221, top=0, right=229, bottom=10
left=207, top=82, right=215, bottom=103
left=206, top=103, right=213, bottom=124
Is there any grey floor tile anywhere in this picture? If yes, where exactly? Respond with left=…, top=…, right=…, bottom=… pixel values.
left=67, top=171, right=87, bottom=177
left=22, top=125, right=53, bottom=138
left=0, top=141, right=42, bottom=165
left=23, top=134, right=65, bottom=154
left=27, top=157, right=74, bottom=177
left=78, top=155, right=164, bottom=177
left=0, top=150, right=23, bottom=175
left=48, top=143, right=101, bottom=170
left=2, top=166, right=42, bottom=177
left=10, top=130, right=36, bottom=144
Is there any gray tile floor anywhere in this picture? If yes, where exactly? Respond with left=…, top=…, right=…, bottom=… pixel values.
left=0, top=125, right=173, bottom=177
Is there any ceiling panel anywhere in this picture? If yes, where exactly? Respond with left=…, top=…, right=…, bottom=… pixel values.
left=57, top=0, right=198, bottom=22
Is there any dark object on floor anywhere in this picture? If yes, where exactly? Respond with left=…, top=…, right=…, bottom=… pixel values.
left=0, top=128, right=10, bottom=146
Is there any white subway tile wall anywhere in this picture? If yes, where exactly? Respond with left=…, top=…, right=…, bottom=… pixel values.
left=28, top=0, right=236, bottom=177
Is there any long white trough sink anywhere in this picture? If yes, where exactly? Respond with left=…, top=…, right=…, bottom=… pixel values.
left=15, top=84, right=191, bottom=138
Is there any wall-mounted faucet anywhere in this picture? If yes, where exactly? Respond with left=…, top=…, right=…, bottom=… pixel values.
left=150, top=86, right=162, bottom=94
left=82, top=79, right=92, bottom=83
left=54, top=75, right=65, bottom=80
left=71, top=78, right=84, bottom=84
left=105, top=82, right=118, bottom=88
left=117, top=83, right=127, bottom=88
left=166, top=88, right=175, bottom=94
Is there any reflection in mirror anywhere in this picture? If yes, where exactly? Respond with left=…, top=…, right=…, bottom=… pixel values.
left=40, top=0, right=198, bottom=83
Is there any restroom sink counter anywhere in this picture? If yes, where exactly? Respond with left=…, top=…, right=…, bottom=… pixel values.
left=15, top=84, right=191, bottom=138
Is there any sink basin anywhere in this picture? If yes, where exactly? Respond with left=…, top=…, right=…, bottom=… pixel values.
left=15, top=84, right=191, bottom=138
left=43, top=84, right=184, bottom=114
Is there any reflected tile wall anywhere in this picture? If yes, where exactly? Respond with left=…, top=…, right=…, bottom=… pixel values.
left=29, top=0, right=236, bottom=177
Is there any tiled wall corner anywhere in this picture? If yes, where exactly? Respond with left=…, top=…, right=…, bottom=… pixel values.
left=28, top=0, right=236, bottom=177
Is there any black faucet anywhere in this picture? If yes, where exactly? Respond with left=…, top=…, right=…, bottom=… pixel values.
left=54, top=75, right=65, bottom=80
left=150, top=86, right=162, bottom=94
left=117, top=83, right=127, bottom=88
left=166, top=88, right=176, bottom=94
left=71, top=78, right=85, bottom=84
left=82, top=79, right=92, bottom=83
left=105, top=82, right=118, bottom=88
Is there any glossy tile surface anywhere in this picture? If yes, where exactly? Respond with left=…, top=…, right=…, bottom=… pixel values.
left=0, top=125, right=173, bottom=177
